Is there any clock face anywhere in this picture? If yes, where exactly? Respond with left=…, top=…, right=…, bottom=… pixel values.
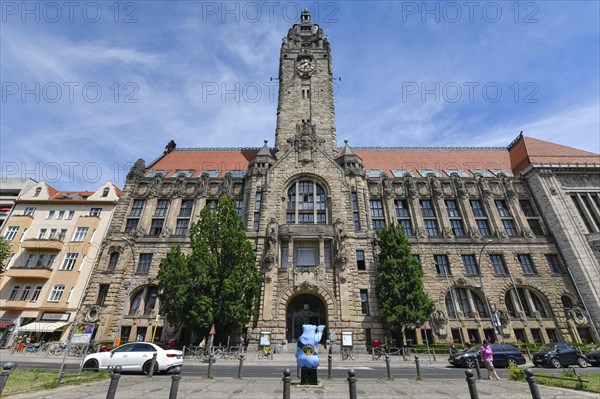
left=296, top=58, right=315, bottom=73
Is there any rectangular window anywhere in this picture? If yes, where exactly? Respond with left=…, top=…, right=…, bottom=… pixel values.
left=502, top=219, right=518, bottom=236
left=296, top=247, right=317, bottom=267
left=424, top=219, right=439, bottom=236
left=47, top=210, right=55, bottom=219
left=489, top=254, right=507, bottom=275
left=57, top=210, right=65, bottom=219
left=137, top=253, right=153, bottom=273
left=353, top=213, right=361, bottom=231
left=96, top=284, right=109, bottom=306
left=235, top=199, right=244, bottom=217
left=23, top=253, right=35, bottom=268
left=72, top=227, right=89, bottom=242
left=8, top=285, right=20, bottom=300
left=445, top=200, right=460, bottom=217
left=399, top=219, right=413, bottom=236
left=107, top=252, right=119, bottom=271
left=356, top=250, right=366, bottom=271
left=470, top=200, right=485, bottom=217
left=324, top=243, right=332, bottom=268
left=174, top=219, right=189, bottom=236
left=456, top=289, right=472, bottom=318
left=360, top=289, right=370, bottom=315
left=154, top=199, right=170, bottom=217
left=19, top=285, right=31, bottom=301
left=124, top=218, right=139, bottom=233
left=395, top=199, right=410, bottom=217
left=24, top=207, right=36, bottom=216
left=48, top=284, right=65, bottom=302
left=179, top=199, right=194, bottom=217
left=461, top=255, right=479, bottom=275
left=149, top=219, right=164, bottom=236
left=412, top=254, right=421, bottom=268
left=130, top=199, right=145, bottom=216
left=351, top=192, right=359, bottom=210
left=48, top=229, right=58, bottom=239
left=495, top=200, right=511, bottom=217
left=476, top=220, right=491, bottom=236
left=60, top=253, right=79, bottom=271
left=254, top=193, right=262, bottom=230
left=518, top=254, right=535, bottom=274
left=38, top=229, right=47, bottom=239
left=255, top=192, right=262, bottom=210
left=546, top=254, right=564, bottom=274
left=89, top=208, right=101, bottom=217
left=519, top=200, right=537, bottom=217
left=281, top=246, right=288, bottom=269
left=4, top=226, right=18, bottom=240
left=420, top=200, right=435, bottom=217
left=528, top=219, right=545, bottom=236
left=435, top=255, right=451, bottom=275
left=31, top=285, right=42, bottom=302
left=369, top=200, right=385, bottom=230
left=253, top=212, right=261, bottom=231
left=450, top=220, right=465, bottom=237
left=66, top=211, right=75, bottom=220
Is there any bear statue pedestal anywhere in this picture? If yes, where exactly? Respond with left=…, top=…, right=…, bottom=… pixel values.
left=300, top=368, right=318, bottom=385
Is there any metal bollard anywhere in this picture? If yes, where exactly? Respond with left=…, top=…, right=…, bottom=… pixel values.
left=282, top=369, right=291, bottom=399
left=432, top=347, right=437, bottom=361
left=106, top=366, right=122, bottom=399
left=0, top=362, right=17, bottom=396
left=347, top=369, right=357, bottom=399
left=169, top=366, right=182, bottom=399
left=297, top=364, right=300, bottom=379
left=465, top=369, right=479, bottom=399
left=207, top=354, right=214, bottom=378
left=414, top=356, right=421, bottom=379
left=328, top=353, right=332, bottom=380
left=524, top=369, right=541, bottom=399
left=385, top=354, right=392, bottom=380
left=148, top=352, right=157, bottom=377
left=237, top=354, right=245, bottom=379
left=474, top=358, right=481, bottom=380
left=402, top=347, right=406, bottom=361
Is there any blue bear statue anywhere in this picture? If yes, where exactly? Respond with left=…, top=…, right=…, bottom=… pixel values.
left=296, top=324, right=326, bottom=369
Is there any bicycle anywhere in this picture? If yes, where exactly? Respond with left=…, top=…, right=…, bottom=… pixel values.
left=48, top=342, right=67, bottom=356
left=372, top=346, right=385, bottom=360
left=258, top=345, right=273, bottom=360
left=184, top=345, right=206, bottom=359
left=341, top=346, right=356, bottom=360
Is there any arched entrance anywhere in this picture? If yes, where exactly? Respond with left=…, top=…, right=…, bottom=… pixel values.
left=286, top=294, right=327, bottom=343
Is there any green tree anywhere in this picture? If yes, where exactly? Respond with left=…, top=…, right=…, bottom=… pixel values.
left=157, top=197, right=262, bottom=341
left=375, top=224, right=435, bottom=342
left=0, top=237, right=11, bottom=274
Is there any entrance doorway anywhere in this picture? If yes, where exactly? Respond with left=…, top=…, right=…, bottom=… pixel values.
left=286, top=294, right=327, bottom=343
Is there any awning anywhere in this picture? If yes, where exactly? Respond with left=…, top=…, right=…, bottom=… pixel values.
left=0, top=323, right=14, bottom=328
left=19, top=321, right=69, bottom=332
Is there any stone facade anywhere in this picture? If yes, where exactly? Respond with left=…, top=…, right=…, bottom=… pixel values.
left=78, top=11, right=598, bottom=347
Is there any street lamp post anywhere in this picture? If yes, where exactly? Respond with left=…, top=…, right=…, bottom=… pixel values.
left=438, top=262, right=465, bottom=345
left=477, top=239, right=501, bottom=343
left=114, top=237, right=136, bottom=346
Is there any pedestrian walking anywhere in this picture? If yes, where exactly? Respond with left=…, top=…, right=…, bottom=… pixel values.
left=480, top=340, right=500, bottom=380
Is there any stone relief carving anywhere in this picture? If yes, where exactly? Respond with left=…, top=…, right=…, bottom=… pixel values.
left=197, top=173, right=209, bottom=196
left=221, top=173, right=233, bottom=196
left=405, top=176, right=418, bottom=198
left=148, top=177, right=163, bottom=198
left=431, top=309, right=448, bottom=328
left=287, top=121, right=324, bottom=164
left=382, top=176, right=394, bottom=198
left=501, top=176, right=517, bottom=198
left=452, top=175, right=467, bottom=198
left=567, top=306, right=588, bottom=325
left=469, top=228, right=482, bottom=240
left=431, top=177, right=443, bottom=199
left=523, top=227, right=535, bottom=239
left=497, top=309, right=510, bottom=326
left=160, top=227, right=172, bottom=238
left=442, top=227, right=455, bottom=239
left=416, top=227, right=427, bottom=238
left=477, top=176, right=492, bottom=198
left=264, top=218, right=278, bottom=269
left=333, top=218, right=347, bottom=269
left=126, top=159, right=145, bottom=182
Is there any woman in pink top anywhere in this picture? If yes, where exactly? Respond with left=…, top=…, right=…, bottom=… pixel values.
left=479, top=340, right=500, bottom=380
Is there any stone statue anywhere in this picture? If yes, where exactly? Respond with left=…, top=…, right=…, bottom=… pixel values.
left=296, top=324, right=326, bottom=369
left=265, top=218, right=278, bottom=267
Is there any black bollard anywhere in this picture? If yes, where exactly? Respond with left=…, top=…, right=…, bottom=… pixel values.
left=385, top=354, right=392, bottom=380
left=432, top=347, right=437, bottom=361
left=148, top=352, right=157, bottom=377
left=347, top=369, right=357, bottom=399
left=414, top=356, right=421, bottom=379
left=106, top=366, right=122, bottom=399
left=0, top=362, right=17, bottom=396
left=207, top=354, right=214, bottom=378
left=465, top=370, right=479, bottom=399
left=524, top=369, right=541, bottom=399
left=402, top=347, right=406, bottom=361
left=237, top=354, right=245, bottom=379
left=328, top=353, right=333, bottom=380
left=474, top=358, right=481, bottom=380
left=297, top=364, right=300, bottom=379
left=169, top=366, right=182, bottom=399
left=282, top=369, right=291, bottom=399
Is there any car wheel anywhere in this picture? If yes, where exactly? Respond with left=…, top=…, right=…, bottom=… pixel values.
left=465, top=358, right=476, bottom=369
left=507, top=358, right=518, bottom=368
left=576, top=357, right=589, bottom=368
left=550, top=358, right=562, bottom=369
left=143, top=360, right=159, bottom=375
left=83, top=359, right=99, bottom=372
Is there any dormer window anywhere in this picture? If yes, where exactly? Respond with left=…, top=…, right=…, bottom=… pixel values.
left=33, top=187, right=41, bottom=197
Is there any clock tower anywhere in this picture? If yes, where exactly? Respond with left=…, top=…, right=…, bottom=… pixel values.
left=275, top=10, right=337, bottom=155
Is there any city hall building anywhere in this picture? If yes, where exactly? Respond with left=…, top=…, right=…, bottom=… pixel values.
left=78, top=11, right=599, bottom=348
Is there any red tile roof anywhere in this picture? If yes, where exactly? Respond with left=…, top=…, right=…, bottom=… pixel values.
left=149, top=149, right=260, bottom=178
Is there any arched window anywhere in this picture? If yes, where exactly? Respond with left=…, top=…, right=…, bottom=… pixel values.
left=102, top=187, right=110, bottom=197
left=33, top=187, right=41, bottom=197
left=129, top=286, right=159, bottom=316
left=129, top=291, right=144, bottom=315
left=561, top=295, right=574, bottom=309
left=445, top=288, right=488, bottom=319
left=505, top=287, right=551, bottom=319
left=286, top=180, right=326, bottom=224
left=530, top=291, right=549, bottom=318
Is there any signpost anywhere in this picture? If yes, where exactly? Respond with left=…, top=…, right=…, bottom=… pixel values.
left=423, top=324, right=432, bottom=365
left=151, top=315, right=160, bottom=342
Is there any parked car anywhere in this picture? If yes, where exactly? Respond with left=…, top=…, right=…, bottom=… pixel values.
left=586, top=349, right=600, bottom=367
left=448, top=344, right=526, bottom=368
left=82, top=342, right=183, bottom=374
left=532, top=342, right=589, bottom=368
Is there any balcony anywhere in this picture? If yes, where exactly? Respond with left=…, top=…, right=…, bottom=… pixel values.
left=5, top=266, right=53, bottom=279
left=21, top=238, right=64, bottom=251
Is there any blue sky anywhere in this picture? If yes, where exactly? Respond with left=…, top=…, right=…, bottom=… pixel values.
left=1, top=1, right=599, bottom=190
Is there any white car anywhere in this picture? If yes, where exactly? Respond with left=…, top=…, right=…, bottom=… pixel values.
left=82, top=342, right=183, bottom=374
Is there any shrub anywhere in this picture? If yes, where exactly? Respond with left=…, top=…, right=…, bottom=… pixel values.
left=507, top=364, right=525, bottom=382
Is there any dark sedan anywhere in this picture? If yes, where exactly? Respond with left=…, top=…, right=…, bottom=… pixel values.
left=532, top=342, right=589, bottom=368
left=448, top=344, right=526, bottom=368
left=584, top=350, right=599, bottom=367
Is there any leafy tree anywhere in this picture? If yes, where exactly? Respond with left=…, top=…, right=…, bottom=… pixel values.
left=157, top=197, right=262, bottom=341
left=0, top=237, right=11, bottom=274
left=375, top=224, right=435, bottom=342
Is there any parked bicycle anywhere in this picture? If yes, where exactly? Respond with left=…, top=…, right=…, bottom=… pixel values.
left=341, top=346, right=355, bottom=360
left=258, top=345, right=273, bottom=360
